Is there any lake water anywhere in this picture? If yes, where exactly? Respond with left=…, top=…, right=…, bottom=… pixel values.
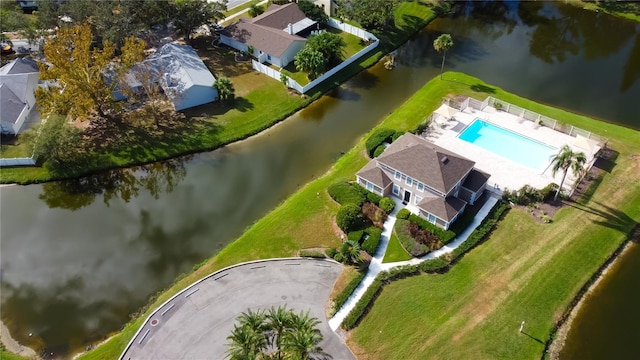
left=1, top=1, right=639, bottom=357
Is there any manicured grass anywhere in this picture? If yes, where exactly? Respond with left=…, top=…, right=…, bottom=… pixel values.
left=0, top=139, right=31, bottom=158
left=0, top=349, right=30, bottom=360
left=224, top=0, right=262, bottom=17
left=382, top=230, right=412, bottom=263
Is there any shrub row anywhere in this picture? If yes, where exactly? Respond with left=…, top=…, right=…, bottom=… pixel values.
left=395, top=219, right=429, bottom=257
left=299, top=249, right=326, bottom=258
left=328, top=181, right=366, bottom=206
left=365, top=128, right=396, bottom=157
left=330, top=270, right=367, bottom=316
left=502, top=183, right=558, bottom=205
left=409, top=214, right=456, bottom=244
left=362, top=226, right=382, bottom=255
left=341, top=200, right=509, bottom=330
left=347, top=230, right=364, bottom=243
left=373, top=145, right=386, bottom=158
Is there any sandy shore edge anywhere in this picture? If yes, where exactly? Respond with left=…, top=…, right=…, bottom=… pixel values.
left=0, top=319, right=39, bottom=359
left=547, top=241, right=634, bottom=359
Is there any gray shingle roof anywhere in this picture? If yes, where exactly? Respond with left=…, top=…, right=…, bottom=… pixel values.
left=357, top=162, right=392, bottom=189
left=462, top=169, right=490, bottom=192
left=0, top=84, right=27, bottom=124
left=377, top=133, right=475, bottom=194
left=0, top=57, right=39, bottom=75
left=253, top=3, right=308, bottom=29
left=418, top=195, right=466, bottom=222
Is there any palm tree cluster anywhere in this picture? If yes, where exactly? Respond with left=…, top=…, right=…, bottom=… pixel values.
left=550, top=144, right=587, bottom=201
left=226, top=305, right=331, bottom=360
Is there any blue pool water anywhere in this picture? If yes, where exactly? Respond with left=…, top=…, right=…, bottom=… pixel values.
left=458, top=120, right=556, bottom=171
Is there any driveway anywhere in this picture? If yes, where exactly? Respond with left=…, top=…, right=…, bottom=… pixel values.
left=121, top=258, right=354, bottom=360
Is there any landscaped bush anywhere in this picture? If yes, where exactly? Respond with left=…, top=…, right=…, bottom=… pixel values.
left=408, top=214, right=456, bottom=244
left=299, top=249, right=326, bottom=258
left=412, top=121, right=429, bottom=135
left=333, top=252, right=345, bottom=263
left=336, top=204, right=363, bottom=232
left=347, top=230, right=365, bottom=243
left=395, top=219, right=428, bottom=257
left=418, top=257, right=449, bottom=273
left=392, top=130, right=405, bottom=142
left=362, top=226, right=382, bottom=255
left=362, top=202, right=387, bottom=228
left=328, top=182, right=366, bottom=206
left=373, top=145, right=386, bottom=158
left=342, top=277, right=383, bottom=330
left=396, top=208, right=411, bottom=220
left=365, top=191, right=382, bottom=206
left=379, top=197, right=395, bottom=214
left=330, top=270, right=367, bottom=316
left=540, top=183, right=559, bottom=201
left=504, top=184, right=544, bottom=205
left=325, top=247, right=337, bottom=258
left=365, top=128, right=395, bottom=157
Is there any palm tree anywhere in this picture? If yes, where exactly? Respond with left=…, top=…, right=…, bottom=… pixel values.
left=213, top=77, right=235, bottom=103
left=340, top=240, right=361, bottom=265
left=550, top=145, right=587, bottom=201
left=433, top=34, right=454, bottom=80
left=281, top=327, right=328, bottom=360
left=226, top=324, right=265, bottom=360
left=267, top=306, right=293, bottom=359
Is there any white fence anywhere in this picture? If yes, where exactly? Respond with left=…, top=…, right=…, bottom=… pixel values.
left=0, top=157, right=36, bottom=167
left=252, top=18, right=380, bottom=94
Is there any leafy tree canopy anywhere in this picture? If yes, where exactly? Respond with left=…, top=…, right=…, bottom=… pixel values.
left=172, top=0, right=227, bottom=42
left=297, top=0, right=329, bottom=25
left=337, top=0, right=399, bottom=30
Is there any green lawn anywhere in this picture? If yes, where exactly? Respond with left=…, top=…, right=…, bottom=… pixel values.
left=382, top=230, right=413, bottom=263
left=567, top=0, right=640, bottom=23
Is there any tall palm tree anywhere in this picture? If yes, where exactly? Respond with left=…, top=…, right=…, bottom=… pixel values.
left=281, top=328, right=328, bottom=360
left=550, top=145, right=587, bottom=201
left=433, top=34, right=454, bottom=80
left=267, top=306, right=293, bottom=359
left=226, top=324, right=265, bottom=360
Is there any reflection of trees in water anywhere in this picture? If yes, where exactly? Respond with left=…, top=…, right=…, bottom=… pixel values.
left=458, top=0, right=517, bottom=39
left=621, top=34, right=640, bottom=92
left=39, top=156, right=190, bottom=210
left=522, top=2, right=638, bottom=64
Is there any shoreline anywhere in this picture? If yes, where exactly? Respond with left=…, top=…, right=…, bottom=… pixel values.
left=546, top=232, right=637, bottom=359
left=0, top=319, right=39, bottom=359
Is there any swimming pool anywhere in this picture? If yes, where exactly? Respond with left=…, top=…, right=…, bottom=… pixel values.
left=458, top=119, right=556, bottom=171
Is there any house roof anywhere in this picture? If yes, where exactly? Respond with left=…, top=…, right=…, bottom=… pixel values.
left=357, top=161, right=392, bottom=189
left=0, top=57, right=39, bottom=75
left=222, top=3, right=315, bottom=57
left=377, top=133, right=476, bottom=194
left=146, top=43, right=215, bottom=90
left=418, top=195, right=466, bottom=222
left=462, top=168, right=490, bottom=192
left=0, top=84, right=27, bottom=124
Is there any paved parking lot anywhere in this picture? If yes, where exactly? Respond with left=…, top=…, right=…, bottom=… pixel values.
left=121, top=258, right=354, bottom=360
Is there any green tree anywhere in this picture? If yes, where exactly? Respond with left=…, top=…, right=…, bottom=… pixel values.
left=24, top=115, right=84, bottom=170
left=36, top=23, right=145, bottom=121
left=305, top=31, right=346, bottom=68
left=337, top=0, right=399, bottom=30
left=248, top=4, right=264, bottom=17
left=297, top=0, right=329, bottom=25
left=0, top=1, right=30, bottom=32
left=213, top=77, right=235, bottom=103
left=336, top=203, right=362, bottom=232
left=294, top=47, right=325, bottom=80
left=340, top=240, right=362, bottom=265
left=171, top=0, right=227, bottom=42
left=550, top=145, right=587, bottom=201
left=433, top=33, right=453, bottom=80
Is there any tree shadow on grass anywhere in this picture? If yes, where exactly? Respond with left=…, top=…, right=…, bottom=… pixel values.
left=565, top=200, right=636, bottom=235
left=470, top=83, right=497, bottom=94
left=521, top=331, right=545, bottom=344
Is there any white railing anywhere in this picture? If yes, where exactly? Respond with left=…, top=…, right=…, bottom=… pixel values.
left=252, top=18, right=379, bottom=94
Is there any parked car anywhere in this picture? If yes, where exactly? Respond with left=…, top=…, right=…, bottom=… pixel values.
left=1, top=42, right=15, bottom=55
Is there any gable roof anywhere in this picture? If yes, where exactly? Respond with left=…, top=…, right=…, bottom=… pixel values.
left=377, top=133, right=475, bottom=194
left=0, top=84, right=27, bottom=124
left=357, top=160, right=392, bottom=189
left=222, top=3, right=315, bottom=57
left=0, top=57, right=39, bottom=75
left=146, top=43, right=215, bottom=90
left=418, top=195, right=466, bottom=222
left=462, top=169, right=490, bottom=192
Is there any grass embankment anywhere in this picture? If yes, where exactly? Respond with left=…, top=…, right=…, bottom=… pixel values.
left=348, top=85, right=640, bottom=358
left=0, top=1, right=435, bottom=185
left=566, top=0, right=640, bottom=23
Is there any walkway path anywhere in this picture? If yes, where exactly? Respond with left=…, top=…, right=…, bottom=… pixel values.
left=328, top=195, right=499, bottom=330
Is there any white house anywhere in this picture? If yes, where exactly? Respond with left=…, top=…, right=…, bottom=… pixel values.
left=0, top=57, right=39, bottom=134
left=220, top=3, right=319, bottom=68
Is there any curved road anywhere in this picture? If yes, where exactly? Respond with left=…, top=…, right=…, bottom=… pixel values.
left=121, top=258, right=354, bottom=360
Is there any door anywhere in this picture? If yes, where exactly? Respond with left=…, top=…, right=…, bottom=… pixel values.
left=403, top=190, right=411, bottom=203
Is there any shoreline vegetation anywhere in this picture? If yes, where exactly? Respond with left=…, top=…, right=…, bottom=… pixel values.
left=74, top=70, right=640, bottom=360
left=566, top=0, right=640, bottom=23
left=0, top=1, right=436, bottom=185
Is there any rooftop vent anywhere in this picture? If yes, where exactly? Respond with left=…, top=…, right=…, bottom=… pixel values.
left=440, top=156, right=449, bottom=164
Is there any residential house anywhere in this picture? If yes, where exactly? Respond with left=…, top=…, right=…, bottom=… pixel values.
left=115, top=43, right=218, bottom=111
left=0, top=57, right=39, bottom=134
left=356, top=133, right=490, bottom=230
left=220, top=3, right=319, bottom=67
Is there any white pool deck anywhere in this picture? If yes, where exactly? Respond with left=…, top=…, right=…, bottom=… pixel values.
left=427, top=106, right=600, bottom=194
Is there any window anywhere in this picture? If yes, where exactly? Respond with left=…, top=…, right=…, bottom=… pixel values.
left=267, top=55, right=271, bottom=60
left=406, top=176, right=413, bottom=186
left=366, top=182, right=373, bottom=191
left=428, top=214, right=436, bottom=224
left=393, top=184, right=400, bottom=195
left=417, top=182, right=424, bottom=192
left=394, top=171, right=401, bottom=180
left=414, top=196, right=422, bottom=205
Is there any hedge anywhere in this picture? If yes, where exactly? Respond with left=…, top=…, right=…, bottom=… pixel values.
left=379, top=197, right=395, bottom=214
left=366, top=191, right=382, bottom=206
left=348, top=230, right=365, bottom=243
left=362, top=226, right=382, bottom=255
left=409, top=214, right=456, bottom=244
left=299, top=249, right=326, bottom=258
left=341, top=201, right=507, bottom=330
left=325, top=248, right=337, bottom=258
left=392, top=130, right=405, bottom=142
left=373, top=145, right=386, bottom=158
left=330, top=270, right=367, bottom=316
left=336, top=204, right=363, bottom=232
left=396, top=208, right=411, bottom=219
left=365, top=128, right=395, bottom=157
left=328, top=182, right=366, bottom=206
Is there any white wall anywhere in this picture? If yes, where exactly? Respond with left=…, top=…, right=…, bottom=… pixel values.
left=174, top=85, right=218, bottom=111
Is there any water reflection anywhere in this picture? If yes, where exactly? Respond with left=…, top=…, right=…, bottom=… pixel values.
left=622, top=34, right=640, bottom=92
left=38, top=157, right=190, bottom=210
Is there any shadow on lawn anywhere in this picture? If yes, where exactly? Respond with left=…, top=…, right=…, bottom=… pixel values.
left=521, top=331, right=545, bottom=345
left=565, top=200, right=636, bottom=235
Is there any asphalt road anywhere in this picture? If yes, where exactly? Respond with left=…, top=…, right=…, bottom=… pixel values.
left=121, top=258, right=354, bottom=360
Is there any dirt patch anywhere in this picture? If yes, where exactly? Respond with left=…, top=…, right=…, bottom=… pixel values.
left=514, top=200, right=562, bottom=224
